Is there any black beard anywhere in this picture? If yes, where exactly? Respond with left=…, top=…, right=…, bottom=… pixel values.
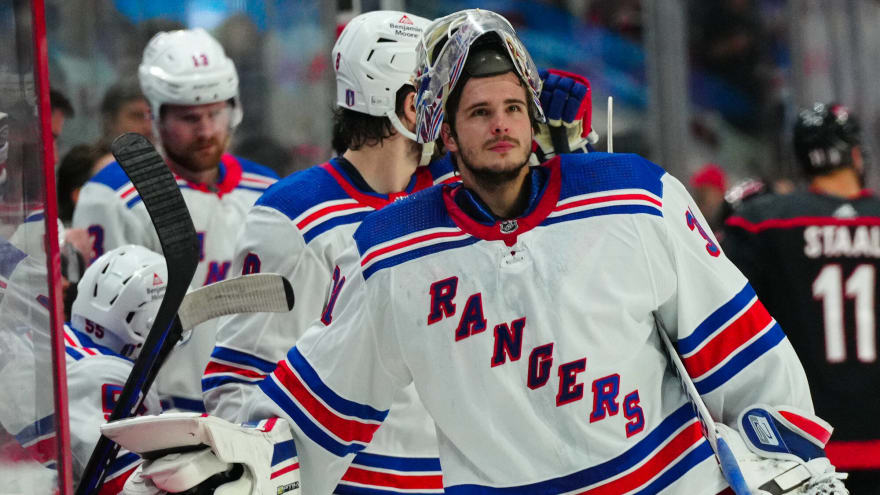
left=457, top=147, right=530, bottom=190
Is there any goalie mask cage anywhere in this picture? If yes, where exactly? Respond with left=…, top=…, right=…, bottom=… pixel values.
left=0, top=0, right=73, bottom=494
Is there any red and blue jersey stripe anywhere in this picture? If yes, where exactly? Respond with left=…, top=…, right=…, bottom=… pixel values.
left=64, top=326, right=128, bottom=362
left=260, top=157, right=456, bottom=245
left=443, top=404, right=712, bottom=494
left=676, top=283, right=786, bottom=394
left=259, top=347, right=388, bottom=458
left=202, top=345, right=277, bottom=392
left=14, top=413, right=56, bottom=467
left=359, top=226, right=478, bottom=281
left=336, top=452, right=444, bottom=495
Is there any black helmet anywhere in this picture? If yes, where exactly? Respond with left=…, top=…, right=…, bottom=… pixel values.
left=793, top=102, right=861, bottom=176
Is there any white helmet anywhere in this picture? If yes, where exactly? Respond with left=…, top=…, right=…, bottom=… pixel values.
left=332, top=10, right=429, bottom=141
left=414, top=9, right=545, bottom=145
left=71, top=245, right=167, bottom=359
left=138, top=28, right=242, bottom=130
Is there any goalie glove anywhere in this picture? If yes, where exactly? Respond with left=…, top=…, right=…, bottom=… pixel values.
left=718, top=405, right=848, bottom=495
left=101, top=413, right=300, bottom=495
left=533, top=69, right=598, bottom=161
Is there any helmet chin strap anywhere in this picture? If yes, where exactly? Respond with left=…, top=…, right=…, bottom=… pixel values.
left=387, top=109, right=434, bottom=166
left=387, top=109, right=417, bottom=142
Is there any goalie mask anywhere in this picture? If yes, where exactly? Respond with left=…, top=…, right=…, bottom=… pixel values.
left=71, top=245, right=167, bottom=359
left=414, top=9, right=545, bottom=145
left=333, top=10, right=429, bottom=142
left=139, top=29, right=242, bottom=135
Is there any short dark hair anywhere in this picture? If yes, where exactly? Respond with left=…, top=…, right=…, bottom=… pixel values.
left=50, top=88, right=74, bottom=117
left=101, top=79, right=145, bottom=120
left=331, top=86, right=413, bottom=155
left=57, top=142, right=108, bottom=223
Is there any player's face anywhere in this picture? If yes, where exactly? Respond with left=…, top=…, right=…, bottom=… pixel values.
left=159, top=102, right=231, bottom=174
left=443, top=72, right=533, bottom=187
left=111, top=98, right=153, bottom=142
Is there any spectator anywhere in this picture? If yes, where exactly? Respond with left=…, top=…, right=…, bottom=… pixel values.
left=99, top=79, right=152, bottom=143
left=56, top=142, right=110, bottom=226
left=49, top=88, right=74, bottom=162
left=689, top=162, right=728, bottom=232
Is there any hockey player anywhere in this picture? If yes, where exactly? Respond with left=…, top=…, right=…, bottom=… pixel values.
left=72, top=28, right=279, bottom=413
left=8, top=245, right=164, bottom=493
left=202, top=9, right=596, bottom=494
left=109, top=9, right=850, bottom=495
left=203, top=11, right=451, bottom=493
left=723, top=103, right=878, bottom=494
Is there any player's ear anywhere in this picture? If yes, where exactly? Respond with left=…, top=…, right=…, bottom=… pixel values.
left=852, top=146, right=864, bottom=174
left=441, top=123, right=458, bottom=153
left=403, top=91, right=417, bottom=131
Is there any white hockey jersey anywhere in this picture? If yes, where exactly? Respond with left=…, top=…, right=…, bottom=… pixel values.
left=241, top=153, right=816, bottom=495
left=10, top=325, right=161, bottom=494
left=204, top=155, right=456, bottom=494
left=72, top=154, right=278, bottom=413
left=63, top=325, right=161, bottom=492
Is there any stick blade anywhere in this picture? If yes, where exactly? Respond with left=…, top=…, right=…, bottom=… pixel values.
left=110, top=132, right=199, bottom=276
left=177, top=273, right=295, bottom=330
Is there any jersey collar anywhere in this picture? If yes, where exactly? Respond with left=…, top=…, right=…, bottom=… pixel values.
left=442, top=157, right=561, bottom=246
left=321, top=157, right=435, bottom=209
left=173, top=154, right=242, bottom=197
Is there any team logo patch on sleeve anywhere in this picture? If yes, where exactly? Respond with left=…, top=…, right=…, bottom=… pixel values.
left=685, top=208, right=720, bottom=257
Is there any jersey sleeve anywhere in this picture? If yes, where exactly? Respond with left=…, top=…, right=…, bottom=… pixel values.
left=203, top=205, right=337, bottom=420
left=66, top=356, right=161, bottom=491
left=651, top=173, right=813, bottom=426
left=71, top=181, right=151, bottom=262
left=238, top=243, right=411, bottom=495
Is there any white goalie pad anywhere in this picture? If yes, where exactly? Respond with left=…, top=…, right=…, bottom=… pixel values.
left=717, top=405, right=848, bottom=495
left=101, top=413, right=300, bottom=495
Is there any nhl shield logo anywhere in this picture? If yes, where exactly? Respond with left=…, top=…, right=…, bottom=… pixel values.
left=499, top=220, right=518, bottom=234
left=345, top=89, right=355, bottom=107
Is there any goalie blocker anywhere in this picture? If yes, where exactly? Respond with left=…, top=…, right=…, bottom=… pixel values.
left=102, top=414, right=300, bottom=495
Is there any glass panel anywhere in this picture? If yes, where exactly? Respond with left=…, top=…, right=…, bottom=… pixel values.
left=0, top=1, right=66, bottom=492
left=46, top=0, right=335, bottom=178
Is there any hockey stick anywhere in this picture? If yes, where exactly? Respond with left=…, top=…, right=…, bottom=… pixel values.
left=607, top=96, right=613, bottom=153
left=177, top=273, right=295, bottom=331
left=132, top=273, right=296, bottom=410
left=77, top=133, right=200, bottom=495
left=131, top=273, right=296, bottom=444
left=654, top=316, right=751, bottom=495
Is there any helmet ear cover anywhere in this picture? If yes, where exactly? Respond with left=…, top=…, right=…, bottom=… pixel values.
left=793, top=102, right=861, bottom=176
